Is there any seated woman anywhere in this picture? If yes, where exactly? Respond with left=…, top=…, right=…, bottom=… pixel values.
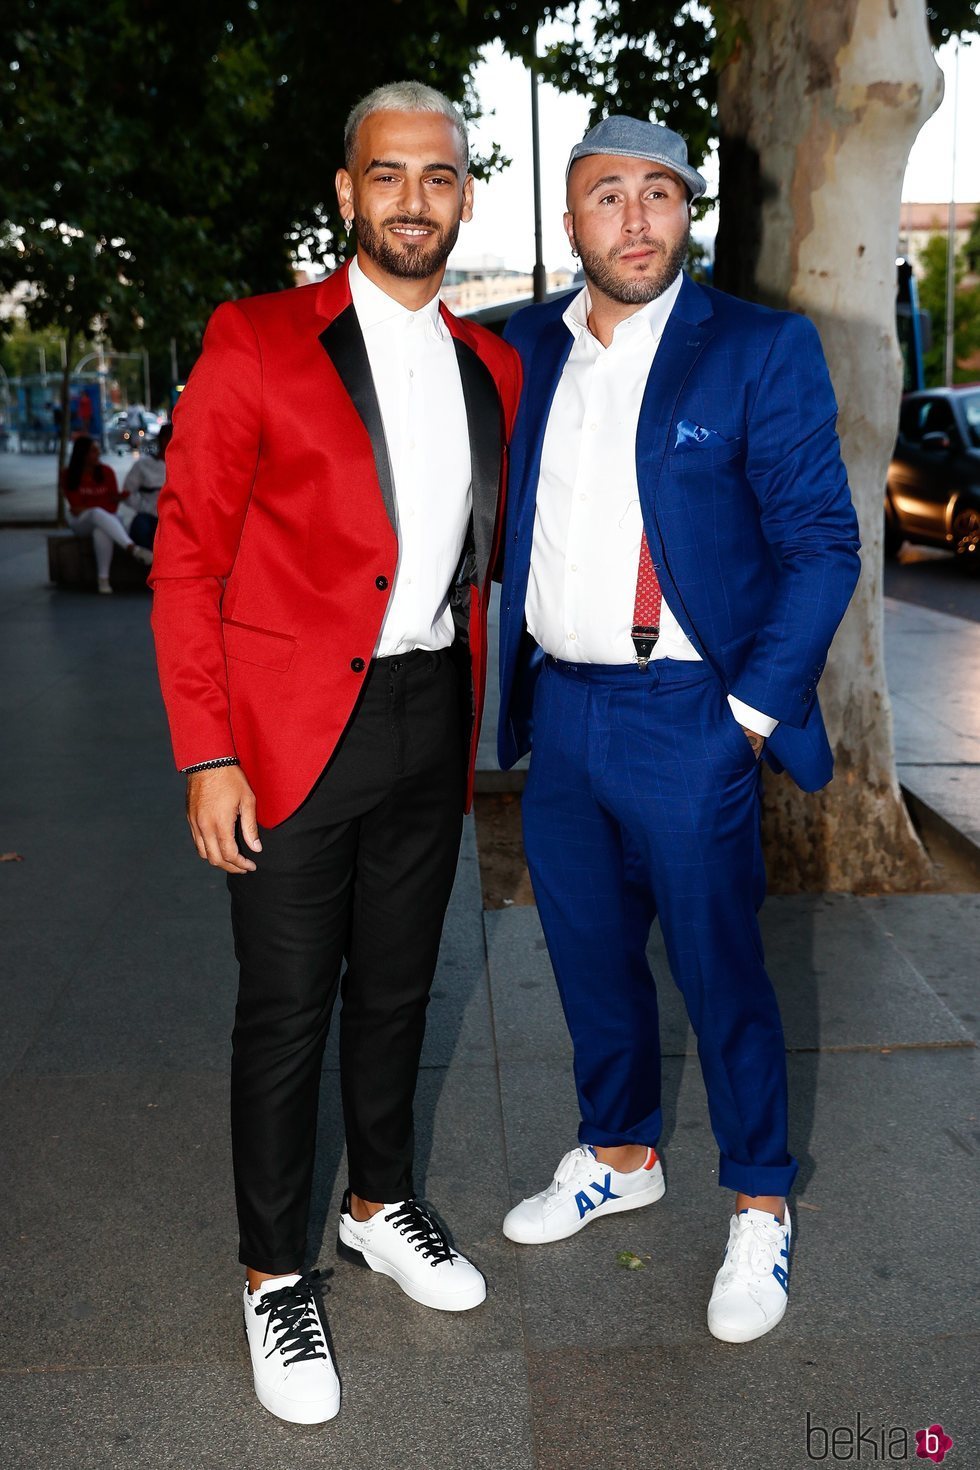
left=61, top=435, right=153, bottom=594
left=121, top=422, right=171, bottom=548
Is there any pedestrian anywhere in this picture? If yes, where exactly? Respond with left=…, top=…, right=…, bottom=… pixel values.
left=497, top=117, right=860, bottom=1344
left=150, top=81, right=520, bottom=1424
left=121, top=421, right=171, bottom=547
left=61, top=434, right=153, bottom=593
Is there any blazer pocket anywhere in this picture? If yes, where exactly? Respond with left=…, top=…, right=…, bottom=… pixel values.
left=222, top=619, right=297, bottom=672
left=670, top=436, right=743, bottom=467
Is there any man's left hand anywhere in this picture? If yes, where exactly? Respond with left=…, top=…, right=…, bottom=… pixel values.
left=741, top=727, right=765, bottom=759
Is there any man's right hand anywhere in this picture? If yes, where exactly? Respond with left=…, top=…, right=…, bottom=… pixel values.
left=186, top=765, right=262, bottom=874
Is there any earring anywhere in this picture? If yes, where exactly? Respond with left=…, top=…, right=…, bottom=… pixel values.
left=344, top=218, right=352, bottom=236
left=571, top=247, right=579, bottom=259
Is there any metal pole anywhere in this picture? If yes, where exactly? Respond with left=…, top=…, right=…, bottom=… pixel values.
left=142, top=348, right=151, bottom=408
left=170, top=337, right=179, bottom=393
left=530, top=31, right=547, bottom=304
left=944, top=41, right=960, bottom=388
left=97, top=343, right=109, bottom=452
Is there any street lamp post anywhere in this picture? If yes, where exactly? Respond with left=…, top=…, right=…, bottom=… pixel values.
left=944, top=40, right=961, bottom=388
left=530, top=31, right=547, bottom=305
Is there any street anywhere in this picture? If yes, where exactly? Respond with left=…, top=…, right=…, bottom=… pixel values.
left=885, top=544, right=980, bottom=623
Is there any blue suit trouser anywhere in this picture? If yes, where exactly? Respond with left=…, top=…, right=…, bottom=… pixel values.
left=520, top=655, right=798, bottom=1198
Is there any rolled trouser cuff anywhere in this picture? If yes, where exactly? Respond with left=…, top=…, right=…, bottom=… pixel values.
left=578, top=1111, right=663, bottom=1151
left=718, top=1153, right=798, bottom=1198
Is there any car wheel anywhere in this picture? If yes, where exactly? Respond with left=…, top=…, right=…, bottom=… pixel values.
left=883, top=497, right=904, bottom=559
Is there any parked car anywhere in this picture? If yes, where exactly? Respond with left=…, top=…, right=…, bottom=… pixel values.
left=886, top=386, right=980, bottom=564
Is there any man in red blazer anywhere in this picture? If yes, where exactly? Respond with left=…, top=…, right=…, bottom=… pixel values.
left=150, top=82, right=520, bottom=1425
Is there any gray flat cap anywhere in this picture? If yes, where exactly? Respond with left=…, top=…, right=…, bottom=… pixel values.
left=566, top=116, right=706, bottom=200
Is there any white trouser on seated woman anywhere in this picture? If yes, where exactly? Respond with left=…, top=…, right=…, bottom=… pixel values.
left=67, top=506, right=134, bottom=581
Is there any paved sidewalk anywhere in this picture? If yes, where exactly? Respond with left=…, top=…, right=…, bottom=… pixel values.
left=0, top=532, right=977, bottom=1470
left=886, top=595, right=980, bottom=856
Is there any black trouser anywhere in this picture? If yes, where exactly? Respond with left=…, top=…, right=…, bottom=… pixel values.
left=228, top=648, right=464, bottom=1273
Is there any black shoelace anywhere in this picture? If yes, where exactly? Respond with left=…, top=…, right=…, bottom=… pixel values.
left=384, top=1199, right=456, bottom=1267
left=254, top=1271, right=329, bottom=1364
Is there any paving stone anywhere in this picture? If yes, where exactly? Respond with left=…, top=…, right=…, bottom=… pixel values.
left=525, top=1335, right=976, bottom=1470
left=0, top=1352, right=535, bottom=1470
left=864, top=893, right=980, bottom=1037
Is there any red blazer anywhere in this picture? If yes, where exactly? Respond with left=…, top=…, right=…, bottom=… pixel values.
left=150, top=262, right=521, bottom=827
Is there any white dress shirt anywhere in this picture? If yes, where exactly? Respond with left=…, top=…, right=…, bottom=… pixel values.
left=348, top=256, right=472, bottom=657
left=525, top=276, right=776, bottom=738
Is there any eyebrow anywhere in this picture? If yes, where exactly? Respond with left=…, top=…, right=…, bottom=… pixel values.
left=364, top=158, right=460, bottom=178
left=586, top=169, right=678, bottom=195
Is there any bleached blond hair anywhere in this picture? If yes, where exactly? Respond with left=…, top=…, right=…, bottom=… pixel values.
left=344, top=81, right=469, bottom=170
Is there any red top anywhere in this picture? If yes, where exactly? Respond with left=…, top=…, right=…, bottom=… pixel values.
left=62, top=462, right=120, bottom=514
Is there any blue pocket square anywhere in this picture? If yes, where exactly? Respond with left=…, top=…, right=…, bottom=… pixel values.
left=674, top=419, right=737, bottom=452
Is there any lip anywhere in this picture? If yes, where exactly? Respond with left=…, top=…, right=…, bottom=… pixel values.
left=389, top=226, right=433, bottom=239
left=619, top=247, right=657, bottom=262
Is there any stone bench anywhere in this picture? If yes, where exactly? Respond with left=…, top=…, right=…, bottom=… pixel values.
left=47, top=534, right=150, bottom=592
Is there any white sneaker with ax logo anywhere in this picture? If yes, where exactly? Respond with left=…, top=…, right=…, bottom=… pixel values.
left=502, top=1144, right=665, bottom=1245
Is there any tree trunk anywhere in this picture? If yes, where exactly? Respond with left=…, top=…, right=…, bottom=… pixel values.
left=714, top=0, right=943, bottom=891
left=56, top=330, right=74, bottom=527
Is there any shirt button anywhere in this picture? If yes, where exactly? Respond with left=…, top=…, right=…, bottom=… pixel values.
left=568, top=632, right=577, bottom=641
left=570, top=563, right=578, bottom=572
left=589, top=422, right=597, bottom=431
left=351, top=658, right=365, bottom=673
left=579, top=494, right=587, bottom=502
left=375, top=575, right=389, bottom=590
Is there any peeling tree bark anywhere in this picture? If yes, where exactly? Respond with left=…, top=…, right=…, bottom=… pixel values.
left=714, top=0, right=943, bottom=891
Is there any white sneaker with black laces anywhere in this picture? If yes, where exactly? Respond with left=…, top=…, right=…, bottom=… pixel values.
left=336, top=1193, right=486, bottom=1312
left=502, top=1144, right=665, bottom=1245
left=243, top=1271, right=340, bottom=1424
left=707, top=1206, right=792, bottom=1343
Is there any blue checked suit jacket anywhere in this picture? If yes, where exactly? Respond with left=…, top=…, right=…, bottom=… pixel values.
left=497, top=273, right=861, bottom=793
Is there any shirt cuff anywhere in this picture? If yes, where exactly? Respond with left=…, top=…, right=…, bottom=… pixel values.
left=726, top=695, right=778, bottom=739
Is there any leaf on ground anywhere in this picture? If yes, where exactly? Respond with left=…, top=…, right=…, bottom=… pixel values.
left=616, top=1250, right=646, bottom=1270
left=796, top=1201, right=821, bottom=1211
left=0, top=852, right=24, bottom=863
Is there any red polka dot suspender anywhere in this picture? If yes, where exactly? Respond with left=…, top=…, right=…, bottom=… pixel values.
left=631, top=532, right=662, bottom=670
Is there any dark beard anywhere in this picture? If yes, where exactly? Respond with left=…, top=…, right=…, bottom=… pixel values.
left=353, top=211, right=459, bottom=281
left=574, top=224, right=690, bottom=305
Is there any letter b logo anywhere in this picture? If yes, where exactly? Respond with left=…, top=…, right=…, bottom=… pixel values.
left=806, top=1412, right=828, bottom=1460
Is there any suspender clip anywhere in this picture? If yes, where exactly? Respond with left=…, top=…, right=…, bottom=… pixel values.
left=631, top=625, right=660, bottom=672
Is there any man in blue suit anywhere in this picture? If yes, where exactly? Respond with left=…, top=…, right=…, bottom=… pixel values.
left=497, top=117, right=860, bottom=1343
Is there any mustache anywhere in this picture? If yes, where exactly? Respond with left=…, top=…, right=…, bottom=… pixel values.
left=611, top=238, right=663, bottom=257
left=384, top=215, right=441, bottom=233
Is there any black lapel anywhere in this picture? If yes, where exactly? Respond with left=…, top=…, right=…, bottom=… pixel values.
left=318, top=304, right=396, bottom=534
left=453, top=337, right=503, bottom=590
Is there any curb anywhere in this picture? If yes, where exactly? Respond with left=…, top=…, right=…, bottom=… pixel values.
left=901, top=784, right=980, bottom=875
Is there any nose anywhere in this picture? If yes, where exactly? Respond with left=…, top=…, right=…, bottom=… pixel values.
left=621, top=193, right=649, bottom=235
left=398, top=175, right=426, bottom=216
